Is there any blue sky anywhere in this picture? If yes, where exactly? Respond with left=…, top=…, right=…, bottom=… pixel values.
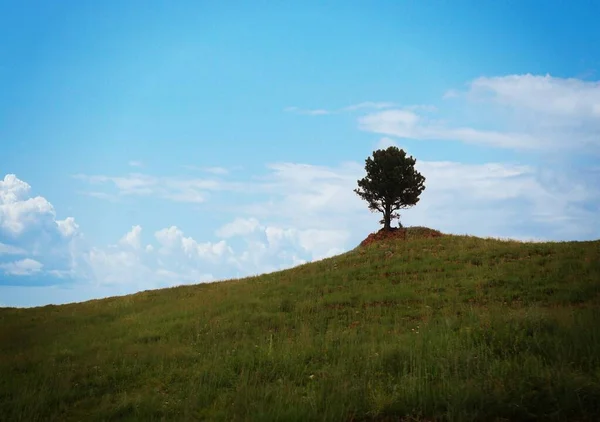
left=1, top=0, right=599, bottom=307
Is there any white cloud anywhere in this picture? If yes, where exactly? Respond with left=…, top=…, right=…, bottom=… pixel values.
left=238, top=162, right=371, bottom=232
left=465, top=74, right=600, bottom=119
left=204, top=166, right=229, bottom=175
left=443, top=89, right=459, bottom=99
left=57, top=217, right=79, bottom=237
left=359, top=109, right=541, bottom=150
left=404, top=161, right=599, bottom=239
left=87, top=225, right=218, bottom=288
left=234, top=157, right=599, bottom=243
left=376, top=136, right=400, bottom=149
left=0, top=242, right=26, bottom=255
left=342, top=101, right=398, bottom=111
left=0, top=258, right=43, bottom=276
left=296, top=229, right=349, bottom=260
left=163, top=190, right=205, bottom=204
left=216, top=217, right=261, bottom=238
left=405, top=104, right=438, bottom=112
left=361, top=74, right=600, bottom=152
left=154, top=226, right=185, bottom=250
left=284, top=101, right=397, bottom=116
left=128, top=160, right=143, bottom=168
left=213, top=217, right=352, bottom=266
left=2, top=144, right=600, bottom=307
left=284, top=106, right=330, bottom=115
left=87, top=246, right=151, bottom=286
left=155, top=226, right=232, bottom=261
left=0, top=174, right=30, bottom=203
left=73, top=173, right=224, bottom=203
left=0, top=174, right=82, bottom=281
left=182, top=165, right=232, bottom=175
left=78, top=191, right=119, bottom=202
left=119, top=225, right=142, bottom=249
left=0, top=174, right=56, bottom=235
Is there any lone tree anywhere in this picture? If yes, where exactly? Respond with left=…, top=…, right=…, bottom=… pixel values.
left=354, top=146, right=426, bottom=231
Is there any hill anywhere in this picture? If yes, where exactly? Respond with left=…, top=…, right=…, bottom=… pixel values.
left=1, top=229, right=600, bottom=421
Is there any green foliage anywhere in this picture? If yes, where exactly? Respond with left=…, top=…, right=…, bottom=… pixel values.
left=1, top=233, right=600, bottom=421
left=354, top=147, right=426, bottom=231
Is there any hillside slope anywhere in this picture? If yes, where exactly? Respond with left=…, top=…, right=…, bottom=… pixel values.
left=1, top=231, right=600, bottom=421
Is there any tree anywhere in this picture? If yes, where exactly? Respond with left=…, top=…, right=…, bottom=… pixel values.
left=354, top=146, right=426, bottom=231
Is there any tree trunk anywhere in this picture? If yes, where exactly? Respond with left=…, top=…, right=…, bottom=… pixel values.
left=383, top=203, right=392, bottom=231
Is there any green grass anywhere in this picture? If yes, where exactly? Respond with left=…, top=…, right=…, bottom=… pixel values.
left=1, top=230, right=600, bottom=421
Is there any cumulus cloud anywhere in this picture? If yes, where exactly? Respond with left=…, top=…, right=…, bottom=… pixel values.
left=86, top=225, right=217, bottom=288
left=0, top=174, right=56, bottom=236
left=215, top=217, right=350, bottom=263
left=0, top=174, right=83, bottom=284
left=119, top=225, right=142, bottom=249
left=57, top=217, right=79, bottom=237
left=216, top=217, right=261, bottom=238
left=154, top=226, right=231, bottom=262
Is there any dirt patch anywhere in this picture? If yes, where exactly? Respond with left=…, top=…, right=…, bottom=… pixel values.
left=359, top=226, right=443, bottom=247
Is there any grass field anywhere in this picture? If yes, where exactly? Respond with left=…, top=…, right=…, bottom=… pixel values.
left=1, top=228, right=599, bottom=421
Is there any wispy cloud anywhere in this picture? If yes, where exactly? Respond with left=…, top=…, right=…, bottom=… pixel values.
left=283, top=106, right=331, bottom=115
left=0, top=258, right=43, bottom=276
left=182, top=165, right=230, bottom=175
left=464, top=74, right=600, bottom=120
left=128, top=160, right=143, bottom=168
left=284, top=101, right=397, bottom=116
left=0, top=242, right=27, bottom=255
left=73, top=173, right=228, bottom=203
left=360, top=74, right=600, bottom=153
left=78, top=191, right=120, bottom=202
left=235, top=157, right=599, bottom=243
left=204, top=167, right=229, bottom=175
left=342, top=101, right=398, bottom=111
left=359, top=109, right=541, bottom=150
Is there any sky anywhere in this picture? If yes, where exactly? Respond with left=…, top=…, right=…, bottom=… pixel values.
left=1, top=0, right=600, bottom=308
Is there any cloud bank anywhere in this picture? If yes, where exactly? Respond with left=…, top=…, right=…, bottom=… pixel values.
left=2, top=74, right=599, bottom=307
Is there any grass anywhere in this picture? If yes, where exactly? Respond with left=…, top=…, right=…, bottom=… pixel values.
left=1, top=229, right=600, bottom=421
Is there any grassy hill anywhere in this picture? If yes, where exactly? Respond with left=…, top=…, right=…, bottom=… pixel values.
left=1, top=228, right=600, bottom=422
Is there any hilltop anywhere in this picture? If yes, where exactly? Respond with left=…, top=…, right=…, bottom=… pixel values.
left=1, top=228, right=599, bottom=421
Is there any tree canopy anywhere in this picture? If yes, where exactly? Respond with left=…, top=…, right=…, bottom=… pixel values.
left=354, top=146, right=426, bottom=231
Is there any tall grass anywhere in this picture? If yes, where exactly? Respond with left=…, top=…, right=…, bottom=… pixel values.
left=1, top=233, right=599, bottom=421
